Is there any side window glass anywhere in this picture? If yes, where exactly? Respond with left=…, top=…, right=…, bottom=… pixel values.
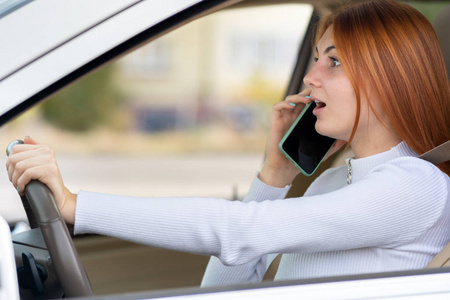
left=1, top=4, right=313, bottom=205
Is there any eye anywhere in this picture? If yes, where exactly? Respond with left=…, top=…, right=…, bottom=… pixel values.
left=330, top=57, right=341, bottom=67
left=313, top=57, right=318, bottom=63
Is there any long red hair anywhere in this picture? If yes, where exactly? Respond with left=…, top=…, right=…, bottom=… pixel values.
left=317, top=0, right=450, bottom=175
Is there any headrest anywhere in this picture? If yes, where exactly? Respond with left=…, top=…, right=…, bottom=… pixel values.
left=433, top=5, right=450, bottom=79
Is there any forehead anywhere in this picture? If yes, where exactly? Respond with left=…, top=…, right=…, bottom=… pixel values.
left=317, top=26, right=335, bottom=52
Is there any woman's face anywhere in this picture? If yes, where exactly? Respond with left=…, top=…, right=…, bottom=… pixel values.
left=303, top=26, right=361, bottom=141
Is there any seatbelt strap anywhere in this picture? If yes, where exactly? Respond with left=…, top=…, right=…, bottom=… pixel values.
left=418, top=140, right=450, bottom=165
left=422, top=140, right=450, bottom=268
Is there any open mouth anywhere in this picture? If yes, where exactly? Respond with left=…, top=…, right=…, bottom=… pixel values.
left=314, top=100, right=326, bottom=108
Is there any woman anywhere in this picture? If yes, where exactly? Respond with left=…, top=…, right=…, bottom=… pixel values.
left=6, top=0, right=450, bottom=286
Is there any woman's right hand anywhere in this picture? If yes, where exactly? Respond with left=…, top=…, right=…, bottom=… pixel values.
left=6, top=136, right=77, bottom=224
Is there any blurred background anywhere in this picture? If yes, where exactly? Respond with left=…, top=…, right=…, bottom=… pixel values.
left=0, top=4, right=314, bottom=224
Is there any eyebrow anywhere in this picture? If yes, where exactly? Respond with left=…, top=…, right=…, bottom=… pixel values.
left=315, top=45, right=336, bottom=55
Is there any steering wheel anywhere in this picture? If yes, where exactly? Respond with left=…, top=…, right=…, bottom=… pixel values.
left=7, top=140, right=93, bottom=298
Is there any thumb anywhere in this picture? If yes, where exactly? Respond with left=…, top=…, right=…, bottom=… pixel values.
left=24, top=136, right=38, bottom=145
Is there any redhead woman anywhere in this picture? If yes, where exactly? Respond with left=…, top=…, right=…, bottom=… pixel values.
left=6, top=0, right=450, bottom=286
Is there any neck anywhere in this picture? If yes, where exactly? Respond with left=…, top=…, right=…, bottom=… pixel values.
left=350, top=126, right=402, bottom=159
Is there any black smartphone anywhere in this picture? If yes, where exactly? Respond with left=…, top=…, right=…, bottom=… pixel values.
left=279, top=102, right=336, bottom=176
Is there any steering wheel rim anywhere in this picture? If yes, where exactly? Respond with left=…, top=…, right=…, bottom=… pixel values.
left=8, top=140, right=93, bottom=298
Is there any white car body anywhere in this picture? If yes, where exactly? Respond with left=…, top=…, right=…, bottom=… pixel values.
left=0, top=0, right=204, bottom=119
left=1, top=0, right=449, bottom=299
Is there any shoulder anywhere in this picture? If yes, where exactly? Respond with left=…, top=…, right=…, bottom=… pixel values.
left=374, top=156, right=448, bottom=182
left=367, top=156, right=450, bottom=246
left=370, top=156, right=449, bottom=203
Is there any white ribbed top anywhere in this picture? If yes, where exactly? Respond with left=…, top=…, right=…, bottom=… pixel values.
left=74, top=142, right=450, bottom=286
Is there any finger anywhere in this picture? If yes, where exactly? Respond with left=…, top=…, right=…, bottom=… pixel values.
left=300, top=88, right=311, bottom=96
left=7, top=136, right=39, bottom=156
left=284, top=89, right=312, bottom=104
left=15, top=165, right=39, bottom=196
left=6, top=151, right=31, bottom=182
left=10, top=144, right=52, bottom=160
left=273, top=101, right=299, bottom=114
left=9, top=144, right=40, bottom=156
left=10, top=154, right=51, bottom=189
left=284, top=92, right=312, bottom=115
left=8, top=146, right=55, bottom=183
left=7, top=160, right=14, bottom=182
left=285, top=95, right=310, bottom=105
left=7, top=147, right=41, bottom=179
left=279, top=99, right=308, bottom=116
left=287, top=88, right=311, bottom=97
left=24, top=136, right=39, bottom=145
left=16, top=164, right=59, bottom=196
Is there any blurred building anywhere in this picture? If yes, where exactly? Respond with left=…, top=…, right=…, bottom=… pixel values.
left=116, top=4, right=313, bottom=132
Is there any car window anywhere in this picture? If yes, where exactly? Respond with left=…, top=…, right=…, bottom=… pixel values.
left=0, top=0, right=32, bottom=19
left=0, top=3, right=313, bottom=294
left=1, top=3, right=313, bottom=202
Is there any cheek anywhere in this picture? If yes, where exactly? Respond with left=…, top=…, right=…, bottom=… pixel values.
left=326, top=78, right=357, bottom=117
left=318, top=79, right=358, bottom=140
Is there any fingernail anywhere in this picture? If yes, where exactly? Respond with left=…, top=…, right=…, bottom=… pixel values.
left=305, top=95, right=310, bottom=99
left=289, top=103, right=296, bottom=107
left=16, top=186, right=20, bottom=193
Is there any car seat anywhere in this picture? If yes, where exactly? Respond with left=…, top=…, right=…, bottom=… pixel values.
left=424, top=4, right=450, bottom=268
left=423, top=140, right=450, bottom=268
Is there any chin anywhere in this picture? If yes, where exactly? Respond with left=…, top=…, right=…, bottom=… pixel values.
left=315, top=122, right=332, bottom=138
left=315, top=123, right=345, bottom=140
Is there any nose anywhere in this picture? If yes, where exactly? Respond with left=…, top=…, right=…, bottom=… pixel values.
left=303, top=63, right=321, bottom=88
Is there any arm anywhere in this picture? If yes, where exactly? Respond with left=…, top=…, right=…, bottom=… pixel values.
left=201, top=176, right=290, bottom=286
left=6, top=138, right=448, bottom=267
left=73, top=158, right=448, bottom=266
left=201, top=254, right=279, bottom=286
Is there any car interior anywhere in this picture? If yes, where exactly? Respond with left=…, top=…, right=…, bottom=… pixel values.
left=421, top=3, right=450, bottom=269
left=1, top=1, right=450, bottom=299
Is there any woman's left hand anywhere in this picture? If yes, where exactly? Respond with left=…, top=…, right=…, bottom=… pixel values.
left=259, top=90, right=313, bottom=187
left=259, top=90, right=347, bottom=187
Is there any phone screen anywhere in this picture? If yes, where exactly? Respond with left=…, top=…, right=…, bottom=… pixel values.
left=279, top=102, right=336, bottom=176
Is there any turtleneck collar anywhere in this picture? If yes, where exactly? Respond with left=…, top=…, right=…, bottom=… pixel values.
left=345, top=142, right=418, bottom=184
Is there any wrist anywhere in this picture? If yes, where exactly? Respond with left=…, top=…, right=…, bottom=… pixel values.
left=259, top=163, right=298, bottom=188
left=60, top=189, right=77, bottom=225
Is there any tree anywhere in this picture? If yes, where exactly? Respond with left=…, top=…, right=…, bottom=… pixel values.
left=40, top=65, right=124, bottom=132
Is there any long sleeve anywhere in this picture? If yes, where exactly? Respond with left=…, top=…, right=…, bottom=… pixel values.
left=201, top=176, right=290, bottom=286
left=74, top=157, right=448, bottom=267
